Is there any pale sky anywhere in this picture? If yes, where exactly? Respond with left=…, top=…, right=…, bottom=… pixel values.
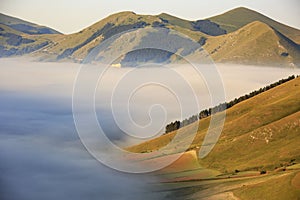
left=0, top=0, right=299, bottom=34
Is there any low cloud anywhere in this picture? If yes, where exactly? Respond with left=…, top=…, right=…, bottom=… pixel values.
left=0, top=58, right=299, bottom=199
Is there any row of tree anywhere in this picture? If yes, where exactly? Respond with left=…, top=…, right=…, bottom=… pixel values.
left=165, top=75, right=297, bottom=134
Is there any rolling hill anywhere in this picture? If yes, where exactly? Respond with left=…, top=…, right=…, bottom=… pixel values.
left=202, top=21, right=300, bottom=67
left=1, top=7, right=300, bottom=67
left=208, top=7, right=300, bottom=44
left=33, top=7, right=300, bottom=67
left=0, top=13, right=63, bottom=58
left=34, top=11, right=210, bottom=63
left=0, top=23, right=59, bottom=57
left=128, top=76, right=300, bottom=173
left=127, top=76, right=300, bottom=199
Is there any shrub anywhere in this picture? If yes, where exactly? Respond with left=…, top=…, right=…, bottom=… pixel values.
left=260, top=170, right=267, bottom=174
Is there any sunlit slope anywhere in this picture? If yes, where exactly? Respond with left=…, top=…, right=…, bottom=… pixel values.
left=233, top=170, right=300, bottom=200
left=38, top=9, right=300, bottom=66
left=37, top=11, right=208, bottom=62
left=2, top=8, right=299, bottom=66
left=202, top=21, right=300, bottom=67
left=128, top=77, right=300, bottom=173
left=208, top=7, right=300, bottom=44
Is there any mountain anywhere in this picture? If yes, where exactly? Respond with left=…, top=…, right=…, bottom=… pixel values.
left=208, top=7, right=300, bottom=44
left=1, top=8, right=300, bottom=67
left=0, top=23, right=59, bottom=57
left=0, top=13, right=63, bottom=58
left=0, top=13, right=61, bottom=35
left=34, top=8, right=300, bottom=67
left=202, top=21, right=300, bottom=67
left=34, top=11, right=210, bottom=62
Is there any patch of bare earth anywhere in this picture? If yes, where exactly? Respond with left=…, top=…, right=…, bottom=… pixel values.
left=200, top=192, right=240, bottom=200
left=291, top=172, right=300, bottom=190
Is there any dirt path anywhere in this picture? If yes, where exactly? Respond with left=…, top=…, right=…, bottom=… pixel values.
left=200, top=192, right=240, bottom=200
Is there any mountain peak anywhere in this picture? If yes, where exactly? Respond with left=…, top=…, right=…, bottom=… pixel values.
left=103, top=11, right=138, bottom=21
left=111, top=11, right=136, bottom=16
left=158, top=12, right=176, bottom=18
left=208, top=6, right=300, bottom=44
left=231, top=6, right=255, bottom=12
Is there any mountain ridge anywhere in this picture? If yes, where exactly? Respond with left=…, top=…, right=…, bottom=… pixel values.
left=208, top=7, right=300, bottom=44
left=1, top=7, right=299, bottom=67
left=201, top=20, right=300, bottom=67
left=0, top=13, right=61, bottom=35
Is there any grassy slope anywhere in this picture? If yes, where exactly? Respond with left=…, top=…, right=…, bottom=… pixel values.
left=208, top=7, right=300, bottom=44
left=128, top=77, right=300, bottom=173
left=233, top=171, right=300, bottom=200
left=40, top=12, right=206, bottom=61
left=3, top=7, right=299, bottom=66
left=0, top=23, right=59, bottom=55
left=0, top=13, right=61, bottom=34
left=163, top=171, right=300, bottom=199
left=40, top=8, right=299, bottom=65
left=202, top=21, right=300, bottom=67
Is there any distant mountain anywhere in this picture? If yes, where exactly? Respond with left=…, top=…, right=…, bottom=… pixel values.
left=1, top=8, right=300, bottom=67
left=0, top=13, right=61, bottom=35
left=208, top=7, right=300, bottom=44
left=0, top=13, right=62, bottom=57
left=0, top=23, right=55, bottom=57
left=201, top=21, right=300, bottom=67
left=35, top=11, right=209, bottom=62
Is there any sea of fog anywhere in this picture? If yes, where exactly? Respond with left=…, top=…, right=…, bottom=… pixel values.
left=0, top=58, right=299, bottom=200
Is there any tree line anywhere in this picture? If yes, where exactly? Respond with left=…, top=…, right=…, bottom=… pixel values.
left=165, top=75, right=297, bottom=134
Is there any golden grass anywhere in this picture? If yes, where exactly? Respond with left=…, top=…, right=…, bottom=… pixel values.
left=233, top=171, right=300, bottom=200
left=128, top=77, right=300, bottom=173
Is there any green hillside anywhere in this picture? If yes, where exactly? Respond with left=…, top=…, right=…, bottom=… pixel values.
left=127, top=76, right=300, bottom=199
left=128, top=76, right=300, bottom=173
